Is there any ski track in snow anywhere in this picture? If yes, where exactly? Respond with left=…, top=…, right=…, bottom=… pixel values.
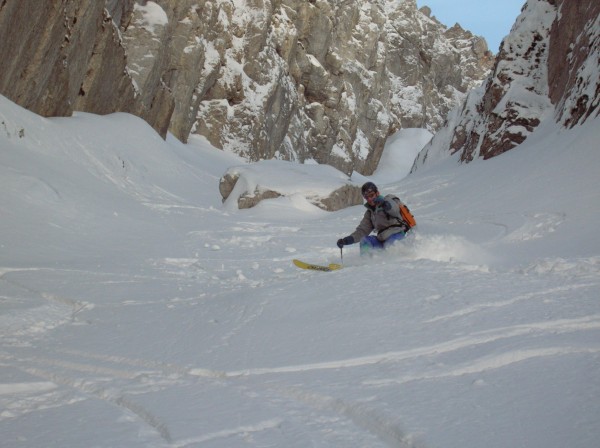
left=2, top=210, right=600, bottom=447
left=2, top=277, right=599, bottom=445
left=170, top=419, right=285, bottom=448
left=3, top=283, right=598, bottom=446
left=423, top=283, right=594, bottom=323
left=214, top=314, right=600, bottom=378
left=275, top=386, right=421, bottom=448
left=0, top=351, right=176, bottom=443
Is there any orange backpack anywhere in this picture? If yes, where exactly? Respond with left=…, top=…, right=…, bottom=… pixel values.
left=393, top=197, right=417, bottom=229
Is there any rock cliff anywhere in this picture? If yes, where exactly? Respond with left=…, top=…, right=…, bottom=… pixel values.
left=134, top=0, right=492, bottom=174
left=0, top=0, right=491, bottom=174
left=0, top=0, right=173, bottom=137
left=413, top=0, right=599, bottom=168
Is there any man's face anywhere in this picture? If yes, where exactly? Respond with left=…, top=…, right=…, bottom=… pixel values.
left=363, top=189, right=379, bottom=206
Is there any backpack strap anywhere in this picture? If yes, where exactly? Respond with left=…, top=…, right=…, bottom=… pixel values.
left=377, top=222, right=409, bottom=237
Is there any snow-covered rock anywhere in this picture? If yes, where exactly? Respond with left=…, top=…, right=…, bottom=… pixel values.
left=219, top=160, right=362, bottom=211
left=170, top=0, right=492, bottom=175
left=413, top=0, right=600, bottom=168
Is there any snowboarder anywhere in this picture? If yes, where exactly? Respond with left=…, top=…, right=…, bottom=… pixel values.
left=337, top=182, right=411, bottom=255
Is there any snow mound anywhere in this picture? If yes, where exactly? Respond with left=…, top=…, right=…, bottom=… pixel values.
left=219, top=160, right=363, bottom=211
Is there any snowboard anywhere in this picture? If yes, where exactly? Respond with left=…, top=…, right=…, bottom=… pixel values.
left=293, top=259, right=343, bottom=272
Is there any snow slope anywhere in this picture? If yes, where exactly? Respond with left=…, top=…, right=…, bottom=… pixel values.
left=1, top=94, right=599, bottom=448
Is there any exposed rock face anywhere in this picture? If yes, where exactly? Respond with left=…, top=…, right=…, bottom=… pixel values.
left=0, top=0, right=173, bottom=137
left=548, top=0, right=600, bottom=127
left=0, top=0, right=492, bottom=175
left=148, top=0, right=492, bottom=175
left=413, top=0, right=599, bottom=167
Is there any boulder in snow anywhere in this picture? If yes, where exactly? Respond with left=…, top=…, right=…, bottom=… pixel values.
left=219, top=160, right=362, bottom=211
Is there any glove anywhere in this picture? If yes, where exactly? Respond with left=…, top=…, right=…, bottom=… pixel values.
left=337, top=236, right=354, bottom=248
left=374, top=195, right=391, bottom=211
left=373, top=195, right=385, bottom=205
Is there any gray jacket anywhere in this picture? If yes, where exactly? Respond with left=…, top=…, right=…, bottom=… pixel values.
left=350, top=194, right=408, bottom=243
